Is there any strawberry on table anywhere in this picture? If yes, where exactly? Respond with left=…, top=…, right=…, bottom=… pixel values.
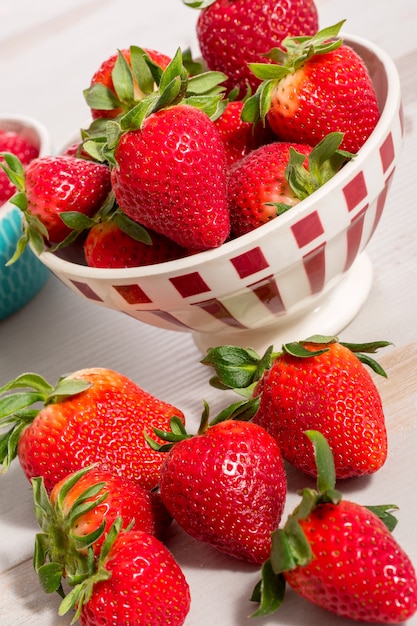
left=243, top=21, right=381, bottom=153
left=150, top=402, right=287, bottom=564
left=251, top=431, right=417, bottom=623
left=202, top=335, right=390, bottom=479
left=32, top=466, right=172, bottom=594
left=84, top=46, right=172, bottom=120
left=184, top=0, right=319, bottom=96
left=0, top=367, right=185, bottom=492
left=0, top=129, right=39, bottom=206
left=59, top=521, right=191, bottom=626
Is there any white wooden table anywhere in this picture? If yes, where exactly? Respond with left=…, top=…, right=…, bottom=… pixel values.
left=1, top=1, right=417, bottom=624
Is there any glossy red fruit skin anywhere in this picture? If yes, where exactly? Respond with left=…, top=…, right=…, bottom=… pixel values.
left=285, top=501, right=417, bottom=623
left=159, top=420, right=287, bottom=564
left=197, top=0, right=319, bottom=96
left=227, top=141, right=312, bottom=237
left=24, top=155, right=111, bottom=243
left=213, top=100, right=265, bottom=167
left=17, top=368, right=185, bottom=493
left=252, top=342, right=387, bottom=479
left=50, top=468, right=172, bottom=553
left=267, top=45, right=380, bottom=153
left=89, top=48, right=171, bottom=119
left=111, top=104, right=230, bottom=251
left=79, top=531, right=191, bottom=626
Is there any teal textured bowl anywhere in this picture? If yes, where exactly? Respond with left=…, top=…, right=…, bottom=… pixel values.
left=0, top=115, right=51, bottom=320
left=0, top=202, right=50, bottom=320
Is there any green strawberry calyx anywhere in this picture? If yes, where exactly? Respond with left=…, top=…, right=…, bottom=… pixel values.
left=0, top=152, right=115, bottom=261
left=82, top=47, right=228, bottom=166
left=250, top=430, right=399, bottom=617
left=58, top=191, right=152, bottom=249
left=0, top=372, right=92, bottom=472
left=33, top=465, right=108, bottom=597
left=201, top=335, right=392, bottom=398
left=242, top=21, right=346, bottom=127
left=145, top=395, right=261, bottom=452
left=267, top=132, right=355, bottom=217
left=182, top=0, right=217, bottom=8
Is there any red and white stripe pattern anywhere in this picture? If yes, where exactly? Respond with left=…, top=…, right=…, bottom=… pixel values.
left=59, top=99, right=403, bottom=335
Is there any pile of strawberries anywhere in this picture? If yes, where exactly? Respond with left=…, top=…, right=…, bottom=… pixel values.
left=1, top=0, right=381, bottom=270
left=1, top=1, right=416, bottom=625
left=1, top=335, right=417, bottom=624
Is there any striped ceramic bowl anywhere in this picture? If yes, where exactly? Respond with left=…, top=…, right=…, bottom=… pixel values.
left=36, top=34, right=403, bottom=353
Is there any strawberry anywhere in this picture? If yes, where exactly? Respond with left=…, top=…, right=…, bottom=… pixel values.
left=59, top=521, right=191, bottom=626
left=32, top=466, right=172, bottom=594
left=0, top=153, right=112, bottom=261
left=85, top=46, right=172, bottom=120
left=0, top=368, right=185, bottom=492
left=213, top=99, right=261, bottom=167
left=84, top=219, right=188, bottom=268
left=227, top=132, right=353, bottom=237
left=202, top=335, right=390, bottom=479
left=111, top=103, right=229, bottom=250
left=244, top=21, right=381, bottom=153
left=251, top=431, right=417, bottom=623
left=185, top=0, right=319, bottom=96
left=90, top=48, right=231, bottom=251
left=0, top=129, right=39, bottom=206
left=151, top=404, right=287, bottom=564
left=227, top=140, right=312, bottom=237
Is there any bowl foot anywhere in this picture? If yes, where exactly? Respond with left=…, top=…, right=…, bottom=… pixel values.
left=193, top=252, right=373, bottom=355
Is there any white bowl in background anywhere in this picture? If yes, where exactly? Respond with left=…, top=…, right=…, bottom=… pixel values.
left=0, top=115, right=51, bottom=321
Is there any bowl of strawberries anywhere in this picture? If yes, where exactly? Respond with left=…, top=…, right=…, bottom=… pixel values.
left=0, top=114, right=51, bottom=320
left=10, top=17, right=402, bottom=353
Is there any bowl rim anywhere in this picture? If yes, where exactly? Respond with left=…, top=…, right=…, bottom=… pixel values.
left=0, top=113, right=51, bottom=157
left=38, top=32, right=402, bottom=281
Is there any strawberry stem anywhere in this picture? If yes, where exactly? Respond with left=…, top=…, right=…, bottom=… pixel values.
left=0, top=374, right=92, bottom=472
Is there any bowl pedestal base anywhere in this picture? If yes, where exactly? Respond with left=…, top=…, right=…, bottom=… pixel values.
left=193, top=252, right=373, bottom=355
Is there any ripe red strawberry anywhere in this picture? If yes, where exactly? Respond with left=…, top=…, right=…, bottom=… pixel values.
left=0, top=129, right=39, bottom=205
left=85, top=46, right=171, bottom=120
left=227, top=132, right=353, bottom=237
left=48, top=466, right=172, bottom=546
left=245, top=21, right=380, bottom=153
left=186, top=0, right=319, bottom=96
left=213, top=99, right=261, bottom=167
left=155, top=412, right=287, bottom=564
left=60, top=523, right=191, bottom=626
left=111, top=103, right=230, bottom=250
left=84, top=48, right=230, bottom=251
left=227, top=140, right=312, bottom=237
left=84, top=220, right=187, bottom=268
left=32, top=466, right=172, bottom=594
left=0, top=368, right=185, bottom=492
left=252, top=431, right=417, bottom=623
left=0, top=153, right=112, bottom=261
left=202, top=335, right=390, bottom=479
